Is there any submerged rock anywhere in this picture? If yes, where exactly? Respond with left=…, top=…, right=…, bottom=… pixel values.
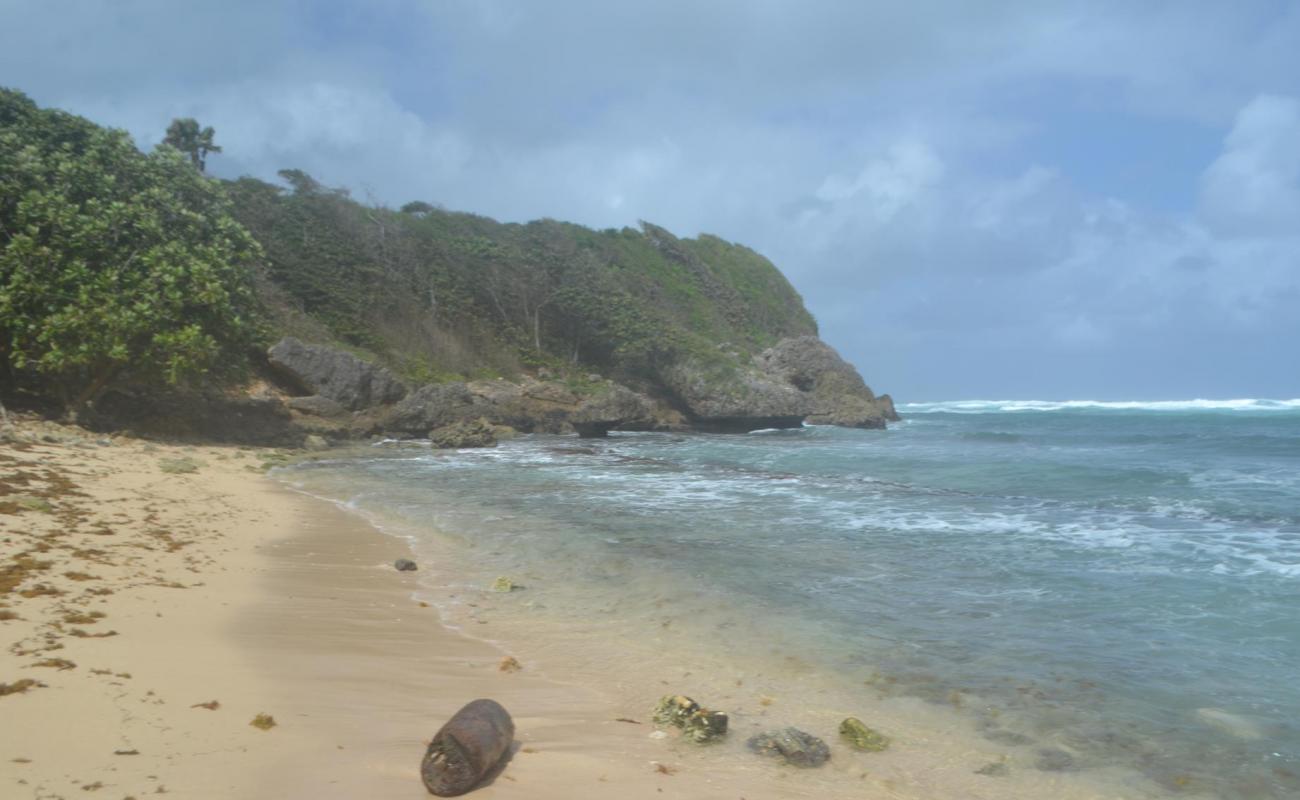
left=652, top=695, right=729, bottom=744
left=1035, top=747, right=1076, bottom=772
left=394, top=559, right=418, bottom=572
left=746, top=727, right=830, bottom=767
left=839, top=717, right=890, bottom=752
left=984, top=728, right=1033, bottom=746
left=490, top=576, right=517, bottom=593
left=1195, top=708, right=1264, bottom=740
left=975, top=760, right=1010, bottom=777
left=302, top=434, right=329, bottom=451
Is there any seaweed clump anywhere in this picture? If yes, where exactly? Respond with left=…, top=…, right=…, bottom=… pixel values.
left=159, top=457, right=203, bottom=474
left=652, top=694, right=729, bottom=744
left=0, top=679, right=45, bottom=696
left=839, top=717, right=890, bottom=752
left=62, top=610, right=106, bottom=625
left=249, top=712, right=277, bottom=730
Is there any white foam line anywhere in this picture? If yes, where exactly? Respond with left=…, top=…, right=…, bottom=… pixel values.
left=900, top=399, right=1300, bottom=413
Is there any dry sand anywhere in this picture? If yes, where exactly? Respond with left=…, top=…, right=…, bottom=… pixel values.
left=1, top=419, right=1157, bottom=799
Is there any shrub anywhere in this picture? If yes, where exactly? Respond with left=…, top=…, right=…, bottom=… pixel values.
left=0, top=89, right=259, bottom=410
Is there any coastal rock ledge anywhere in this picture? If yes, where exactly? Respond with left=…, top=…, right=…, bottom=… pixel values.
left=254, top=334, right=896, bottom=443
left=755, top=336, right=899, bottom=429
left=664, top=336, right=897, bottom=431
left=268, top=337, right=407, bottom=411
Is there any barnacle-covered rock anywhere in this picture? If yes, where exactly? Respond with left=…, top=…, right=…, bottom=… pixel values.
left=747, top=727, right=830, bottom=767
left=652, top=694, right=729, bottom=744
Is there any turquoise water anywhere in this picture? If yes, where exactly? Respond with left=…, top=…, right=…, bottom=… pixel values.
left=285, top=399, right=1300, bottom=798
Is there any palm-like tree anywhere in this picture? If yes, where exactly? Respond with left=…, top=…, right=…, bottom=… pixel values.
left=162, top=118, right=222, bottom=172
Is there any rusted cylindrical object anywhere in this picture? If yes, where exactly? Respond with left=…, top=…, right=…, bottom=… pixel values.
left=421, top=699, right=515, bottom=796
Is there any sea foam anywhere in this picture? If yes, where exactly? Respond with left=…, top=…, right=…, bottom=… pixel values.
left=901, top=398, right=1300, bottom=413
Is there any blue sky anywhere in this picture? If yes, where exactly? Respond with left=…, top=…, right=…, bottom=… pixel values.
left=3, top=0, right=1298, bottom=400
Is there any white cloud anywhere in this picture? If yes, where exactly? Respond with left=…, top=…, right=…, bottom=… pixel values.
left=1199, top=94, right=1300, bottom=237
left=815, top=142, right=945, bottom=219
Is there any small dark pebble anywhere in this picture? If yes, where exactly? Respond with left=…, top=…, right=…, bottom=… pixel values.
left=394, top=559, right=418, bottom=572
left=975, top=761, right=1010, bottom=777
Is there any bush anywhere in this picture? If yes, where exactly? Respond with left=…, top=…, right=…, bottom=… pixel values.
left=0, top=89, right=259, bottom=409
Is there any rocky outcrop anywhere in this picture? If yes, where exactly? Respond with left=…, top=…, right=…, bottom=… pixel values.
left=429, top=418, right=499, bottom=449
left=285, top=395, right=345, bottom=417
left=754, top=336, right=896, bottom=429
left=384, top=382, right=479, bottom=434
left=657, top=336, right=898, bottom=432
left=661, top=360, right=811, bottom=432
left=876, top=394, right=900, bottom=422
left=465, top=378, right=580, bottom=433
left=570, top=385, right=655, bottom=437
left=261, top=335, right=895, bottom=441
left=379, top=377, right=679, bottom=438
left=267, top=337, right=407, bottom=411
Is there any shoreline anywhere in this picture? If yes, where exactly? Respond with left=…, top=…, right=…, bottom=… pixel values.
left=277, top=440, right=1182, bottom=800
left=3, top=422, right=1179, bottom=798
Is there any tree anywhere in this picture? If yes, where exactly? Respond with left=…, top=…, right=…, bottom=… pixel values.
left=277, top=168, right=321, bottom=195
left=162, top=117, right=222, bottom=172
left=1, top=90, right=259, bottom=412
left=400, top=200, right=438, bottom=215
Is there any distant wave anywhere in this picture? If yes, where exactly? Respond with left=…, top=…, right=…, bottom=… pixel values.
left=900, top=399, right=1300, bottom=414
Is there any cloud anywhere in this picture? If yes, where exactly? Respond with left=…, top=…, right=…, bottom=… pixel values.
left=815, top=142, right=945, bottom=216
left=1199, top=94, right=1300, bottom=237
left=2, top=0, right=1298, bottom=398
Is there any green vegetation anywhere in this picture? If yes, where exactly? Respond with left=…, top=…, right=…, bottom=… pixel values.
left=228, top=178, right=817, bottom=387
left=1, top=89, right=821, bottom=415
left=161, top=117, right=222, bottom=173
left=158, top=457, right=203, bottom=474
left=0, top=89, right=259, bottom=411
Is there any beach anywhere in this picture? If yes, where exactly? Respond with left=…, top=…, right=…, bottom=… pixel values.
left=2, top=418, right=1235, bottom=798
left=0, top=421, right=718, bottom=798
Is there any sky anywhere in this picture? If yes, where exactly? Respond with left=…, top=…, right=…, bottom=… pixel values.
left=2, top=0, right=1298, bottom=401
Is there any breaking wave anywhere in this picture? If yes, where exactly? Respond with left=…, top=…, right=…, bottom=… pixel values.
left=901, top=398, right=1300, bottom=414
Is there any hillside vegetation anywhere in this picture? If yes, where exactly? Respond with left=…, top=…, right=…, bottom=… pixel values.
left=2, top=88, right=887, bottom=435
left=227, top=174, right=817, bottom=389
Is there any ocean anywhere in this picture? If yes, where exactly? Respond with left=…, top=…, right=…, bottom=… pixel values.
left=280, top=399, right=1300, bottom=798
